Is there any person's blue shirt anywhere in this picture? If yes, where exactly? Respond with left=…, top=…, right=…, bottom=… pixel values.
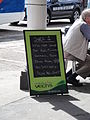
left=80, top=23, right=90, bottom=42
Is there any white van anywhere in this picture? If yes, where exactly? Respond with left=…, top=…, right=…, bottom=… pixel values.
left=0, top=0, right=25, bottom=25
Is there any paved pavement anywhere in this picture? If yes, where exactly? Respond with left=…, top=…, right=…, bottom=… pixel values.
left=0, top=22, right=90, bottom=120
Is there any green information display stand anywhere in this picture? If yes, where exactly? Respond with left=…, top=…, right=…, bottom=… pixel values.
left=24, top=30, right=68, bottom=96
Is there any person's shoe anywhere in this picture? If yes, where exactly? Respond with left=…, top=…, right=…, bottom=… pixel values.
left=67, top=77, right=83, bottom=87
left=66, top=69, right=72, bottom=78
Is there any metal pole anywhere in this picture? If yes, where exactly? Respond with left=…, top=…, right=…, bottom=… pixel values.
left=20, top=0, right=47, bottom=90
left=72, top=61, right=76, bottom=73
left=27, top=0, right=47, bottom=29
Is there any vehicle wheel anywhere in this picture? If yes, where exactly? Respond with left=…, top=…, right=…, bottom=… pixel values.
left=70, top=9, right=80, bottom=23
left=47, top=12, right=50, bottom=25
left=10, top=21, right=19, bottom=25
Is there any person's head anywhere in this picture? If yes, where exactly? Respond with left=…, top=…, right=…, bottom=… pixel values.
left=81, top=9, right=90, bottom=25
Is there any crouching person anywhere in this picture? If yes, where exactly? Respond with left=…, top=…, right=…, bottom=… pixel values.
left=63, top=9, right=90, bottom=87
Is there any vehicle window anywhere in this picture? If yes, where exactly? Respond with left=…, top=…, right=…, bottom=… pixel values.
left=58, top=0, right=74, bottom=2
left=47, top=0, right=50, bottom=2
left=58, top=0, right=66, bottom=2
left=58, top=0, right=67, bottom=2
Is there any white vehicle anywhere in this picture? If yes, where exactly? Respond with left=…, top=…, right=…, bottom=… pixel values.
left=0, top=0, right=25, bottom=25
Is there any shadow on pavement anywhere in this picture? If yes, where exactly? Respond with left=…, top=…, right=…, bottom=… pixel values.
left=68, top=82, right=90, bottom=94
left=10, top=20, right=71, bottom=28
left=32, top=94, right=90, bottom=120
left=0, top=29, right=23, bottom=42
left=10, top=23, right=27, bottom=27
left=48, top=21, right=71, bottom=27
